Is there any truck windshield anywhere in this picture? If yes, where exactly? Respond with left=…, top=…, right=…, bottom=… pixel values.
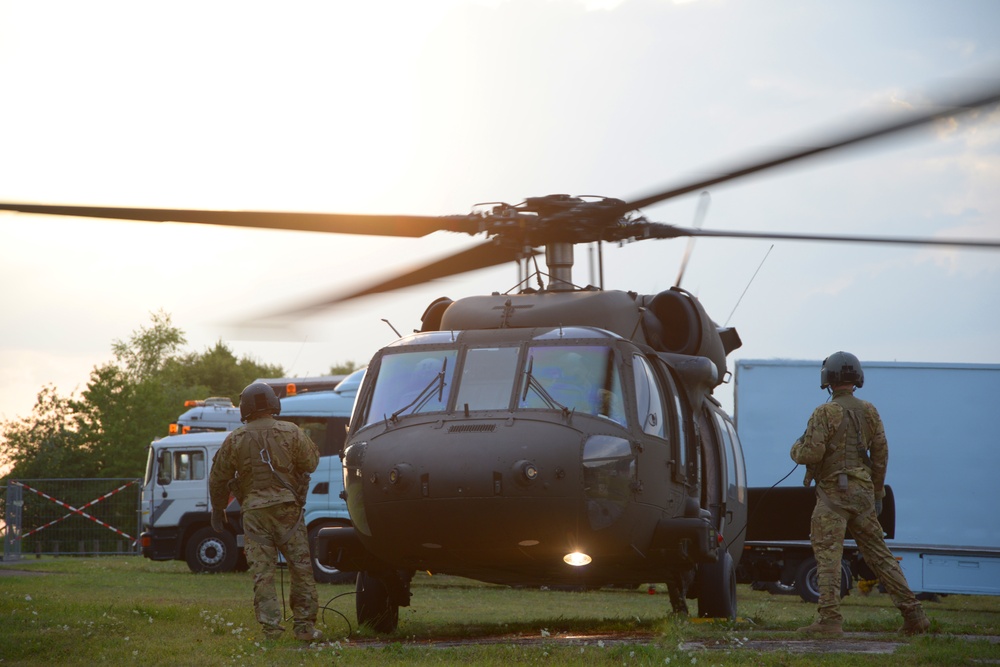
left=143, top=447, right=155, bottom=487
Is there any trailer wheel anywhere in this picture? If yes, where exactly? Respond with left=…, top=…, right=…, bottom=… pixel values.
left=761, top=581, right=796, bottom=595
left=308, top=522, right=355, bottom=584
left=794, top=557, right=851, bottom=603
left=356, top=571, right=399, bottom=633
left=185, top=526, right=238, bottom=573
left=696, top=551, right=737, bottom=620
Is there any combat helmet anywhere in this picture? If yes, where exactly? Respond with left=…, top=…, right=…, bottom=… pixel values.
left=820, top=351, right=864, bottom=389
left=239, top=382, right=281, bottom=422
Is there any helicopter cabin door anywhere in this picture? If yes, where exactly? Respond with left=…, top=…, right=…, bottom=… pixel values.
left=633, top=356, right=698, bottom=519
left=714, top=410, right=747, bottom=555
left=702, top=405, right=748, bottom=555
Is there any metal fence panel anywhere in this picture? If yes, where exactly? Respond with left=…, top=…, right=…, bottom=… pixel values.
left=3, top=478, right=142, bottom=561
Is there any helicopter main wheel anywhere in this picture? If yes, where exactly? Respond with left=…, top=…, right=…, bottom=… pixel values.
left=356, top=571, right=400, bottom=633
left=794, top=557, right=851, bottom=604
left=696, top=551, right=737, bottom=620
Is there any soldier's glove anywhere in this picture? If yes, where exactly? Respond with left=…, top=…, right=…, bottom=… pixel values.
left=211, top=507, right=229, bottom=534
left=874, top=499, right=883, bottom=516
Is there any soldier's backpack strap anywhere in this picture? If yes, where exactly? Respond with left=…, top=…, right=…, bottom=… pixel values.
left=248, top=430, right=299, bottom=498
left=276, top=507, right=304, bottom=546
left=815, top=485, right=851, bottom=520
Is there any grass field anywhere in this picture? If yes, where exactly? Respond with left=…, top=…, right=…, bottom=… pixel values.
left=1, top=556, right=998, bottom=665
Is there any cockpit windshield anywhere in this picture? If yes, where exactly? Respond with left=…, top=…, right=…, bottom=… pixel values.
left=359, top=340, right=627, bottom=428
left=365, top=351, right=458, bottom=424
left=519, top=345, right=626, bottom=425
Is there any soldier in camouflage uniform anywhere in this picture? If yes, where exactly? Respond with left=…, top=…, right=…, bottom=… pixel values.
left=790, top=352, right=929, bottom=636
left=209, top=382, right=321, bottom=641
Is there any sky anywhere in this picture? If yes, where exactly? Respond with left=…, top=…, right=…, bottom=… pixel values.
left=1, top=0, right=999, bottom=431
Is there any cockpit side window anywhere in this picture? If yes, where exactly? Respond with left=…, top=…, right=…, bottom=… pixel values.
left=362, top=350, right=457, bottom=425
left=632, top=355, right=666, bottom=439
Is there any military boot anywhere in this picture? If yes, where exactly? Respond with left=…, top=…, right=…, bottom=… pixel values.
left=796, top=619, right=844, bottom=635
left=294, top=626, right=323, bottom=642
left=898, top=609, right=930, bottom=636
left=262, top=623, right=286, bottom=639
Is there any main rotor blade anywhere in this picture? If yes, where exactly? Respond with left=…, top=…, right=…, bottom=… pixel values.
left=648, top=224, right=1000, bottom=249
left=0, top=203, right=470, bottom=238
left=673, top=191, right=710, bottom=288
left=246, top=240, right=533, bottom=321
left=622, top=83, right=1000, bottom=213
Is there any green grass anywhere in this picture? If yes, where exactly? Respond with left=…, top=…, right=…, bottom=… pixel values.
left=1, top=557, right=998, bottom=665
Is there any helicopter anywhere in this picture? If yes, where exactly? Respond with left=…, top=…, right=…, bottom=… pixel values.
left=2, top=84, right=1000, bottom=633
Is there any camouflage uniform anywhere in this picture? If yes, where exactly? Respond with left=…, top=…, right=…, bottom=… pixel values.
left=790, top=388, right=927, bottom=631
left=209, top=416, right=320, bottom=639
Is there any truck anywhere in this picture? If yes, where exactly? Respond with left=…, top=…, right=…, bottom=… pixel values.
left=139, top=369, right=365, bottom=582
left=168, top=397, right=242, bottom=435
left=167, top=374, right=349, bottom=435
left=734, top=358, right=1000, bottom=601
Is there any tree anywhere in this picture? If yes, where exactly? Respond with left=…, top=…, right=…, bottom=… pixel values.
left=1, top=311, right=286, bottom=481
left=109, top=310, right=186, bottom=383
left=329, top=361, right=362, bottom=375
left=71, top=311, right=188, bottom=478
left=163, top=341, right=284, bottom=404
left=0, top=386, right=93, bottom=479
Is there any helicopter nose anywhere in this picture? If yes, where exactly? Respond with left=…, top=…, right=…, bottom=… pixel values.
left=344, top=419, right=587, bottom=555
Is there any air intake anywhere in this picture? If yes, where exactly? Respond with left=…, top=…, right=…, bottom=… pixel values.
left=447, top=424, right=497, bottom=434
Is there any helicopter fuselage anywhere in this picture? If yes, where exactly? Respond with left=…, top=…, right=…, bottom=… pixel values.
left=335, top=321, right=737, bottom=588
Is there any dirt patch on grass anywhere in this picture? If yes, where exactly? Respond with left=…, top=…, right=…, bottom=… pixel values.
left=340, top=630, right=1000, bottom=655
left=0, top=567, right=54, bottom=576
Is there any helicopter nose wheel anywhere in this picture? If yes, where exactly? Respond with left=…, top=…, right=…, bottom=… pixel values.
left=355, top=570, right=412, bottom=633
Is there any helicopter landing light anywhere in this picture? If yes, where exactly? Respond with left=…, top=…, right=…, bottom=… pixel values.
left=563, top=552, right=592, bottom=567
left=518, top=540, right=540, bottom=547
left=514, top=460, right=540, bottom=484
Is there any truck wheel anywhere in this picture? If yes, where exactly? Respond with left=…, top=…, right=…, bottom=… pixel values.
left=696, top=551, right=737, bottom=620
left=356, top=571, right=399, bottom=633
left=308, top=523, right=355, bottom=584
left=794, top=557, right=851, bottom=603
left=185, top=527, right=238, bottom=573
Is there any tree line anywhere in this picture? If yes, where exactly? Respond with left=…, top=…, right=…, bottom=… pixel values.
left=0, top=311, right=358, bottom=481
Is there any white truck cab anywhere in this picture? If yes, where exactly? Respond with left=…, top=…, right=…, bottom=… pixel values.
left=140, top=368, right=365, bottom=582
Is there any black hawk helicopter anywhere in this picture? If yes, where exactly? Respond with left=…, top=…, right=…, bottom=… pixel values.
left=2, top=84, right=1000, bottom=632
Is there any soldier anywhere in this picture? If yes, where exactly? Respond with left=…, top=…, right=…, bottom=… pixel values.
left=790, top=352, right=929, bottom=636
left=209, top=382, right=322, bottom=641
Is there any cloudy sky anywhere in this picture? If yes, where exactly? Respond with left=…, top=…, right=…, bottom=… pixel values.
left=1, top=0, right=998, bottom=428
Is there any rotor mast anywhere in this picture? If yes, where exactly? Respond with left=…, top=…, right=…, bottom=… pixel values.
left=545, top=242, right=575, bottom=291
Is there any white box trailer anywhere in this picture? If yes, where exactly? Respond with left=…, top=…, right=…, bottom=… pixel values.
left=734, top=359, right=1000, bottom=599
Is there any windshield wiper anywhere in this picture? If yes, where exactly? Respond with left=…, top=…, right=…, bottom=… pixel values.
left=390, top=357, right=449, bottom=422
left=521, top=356, right=571, bottom=415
